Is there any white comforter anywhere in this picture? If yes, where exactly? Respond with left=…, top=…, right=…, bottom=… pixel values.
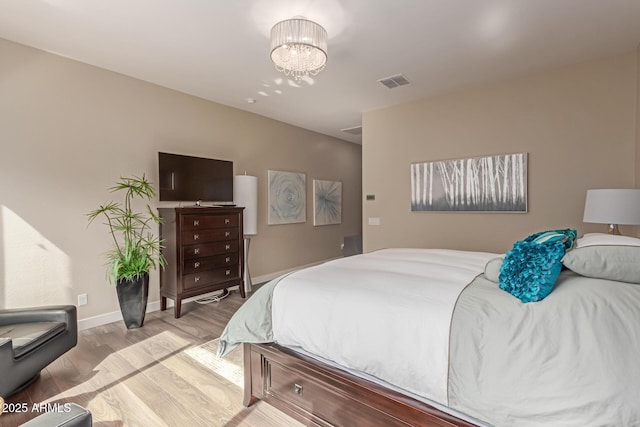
left=272, top=248, right=496, bottom=404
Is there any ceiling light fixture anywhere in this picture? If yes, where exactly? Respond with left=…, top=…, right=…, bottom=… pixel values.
left=270, top=16, right=327, bottom=81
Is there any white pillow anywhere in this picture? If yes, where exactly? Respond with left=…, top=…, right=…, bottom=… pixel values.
left=562, top=233, right=640, bottom=284
left=483, top=257, right=504, bottom=284
left=576, top=233, right=640, bottom=248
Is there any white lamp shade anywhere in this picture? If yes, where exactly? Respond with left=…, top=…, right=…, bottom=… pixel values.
left=583, top=189, right=640, bottom=225
left=270, top=17, right=327, bottom=81
left=234, top=175, right=258, bottom=235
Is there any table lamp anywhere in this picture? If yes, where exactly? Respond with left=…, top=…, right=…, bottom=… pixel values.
left=583, top=189, right=640, bottom=235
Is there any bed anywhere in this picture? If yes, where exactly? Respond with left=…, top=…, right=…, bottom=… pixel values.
left=217, top=234, right=640, bottom=426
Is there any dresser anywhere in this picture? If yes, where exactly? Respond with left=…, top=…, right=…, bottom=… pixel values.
left=158, top=207, right=245, bottom=318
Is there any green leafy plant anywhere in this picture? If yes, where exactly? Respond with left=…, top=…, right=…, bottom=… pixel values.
left=87, top=174, right=165, bottom=283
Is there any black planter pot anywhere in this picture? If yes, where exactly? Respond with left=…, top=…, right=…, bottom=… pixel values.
left=116, top=273, right=149, bottom=329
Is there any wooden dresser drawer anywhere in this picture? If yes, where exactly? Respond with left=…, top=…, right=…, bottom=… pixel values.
left=159, top=206, right=244, bottom=318
left=182, top=253, right=239, bottom=274
left=181, top=227, right=238, bottom=245
left=183, top=267, right=239, bottom=290
left=183, top=240, right=238, bottom=259
left=181, top=214, right=239, bottom=230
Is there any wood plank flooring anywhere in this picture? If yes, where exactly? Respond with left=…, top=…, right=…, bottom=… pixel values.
left=1, top=289, right=305, bottom=427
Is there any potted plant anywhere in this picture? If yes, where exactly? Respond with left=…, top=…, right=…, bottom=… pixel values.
left=87, top=174, right=165, bottom=329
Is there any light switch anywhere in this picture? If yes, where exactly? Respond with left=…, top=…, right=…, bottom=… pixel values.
left=368, top=217, right=381, bottom=226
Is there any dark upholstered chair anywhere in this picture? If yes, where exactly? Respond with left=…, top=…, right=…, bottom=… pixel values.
left=0, top=305, right=77, bottom=398
left=19, top=403, right=92, bottom=427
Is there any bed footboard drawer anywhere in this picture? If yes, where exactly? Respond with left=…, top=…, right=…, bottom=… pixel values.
left=260, top=351, right=417, bottom=426
left=265, top=358, right=324, bottom=414
left=248, top=344, right=472, bottom=427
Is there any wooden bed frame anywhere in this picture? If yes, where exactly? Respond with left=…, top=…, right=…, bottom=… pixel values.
left=243, top=343, right=476, bottom=427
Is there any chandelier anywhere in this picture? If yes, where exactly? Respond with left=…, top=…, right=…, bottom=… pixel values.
left=270, top=16, right=328, bottom=81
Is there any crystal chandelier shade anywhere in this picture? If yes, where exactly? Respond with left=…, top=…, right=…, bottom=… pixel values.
left=270, top=17, right=328, bottom=81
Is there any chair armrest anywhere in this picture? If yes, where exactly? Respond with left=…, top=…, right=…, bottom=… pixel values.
left=0, top=337, right=14, bottom=374
left=0, top=337, right=11, bottom=350
left=0, top=305, right=76, bottom=327
left=20, top=403, right=92, bottom=427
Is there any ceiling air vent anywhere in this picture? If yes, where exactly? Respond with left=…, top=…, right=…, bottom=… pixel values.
left=341, top=125, right=362, bottom=135
left=377, top=73, right=411, bottom=89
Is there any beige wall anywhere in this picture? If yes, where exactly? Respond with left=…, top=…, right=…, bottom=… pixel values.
left=0, top=39, right=362, bottom=319
left=635, top=46, right=640, bottom=236
left=636, top=45, right=640, bottom=190
left=363, top=52, right=638, bottom=254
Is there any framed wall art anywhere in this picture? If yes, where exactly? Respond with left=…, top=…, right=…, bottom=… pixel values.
left=313, top=179, right=342, bottom=226
left=411, top=152, right=528, bottom=212
left=268, top=170, right=306, bottom=224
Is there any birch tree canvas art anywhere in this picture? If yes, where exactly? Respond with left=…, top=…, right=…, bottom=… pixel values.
left=411, top=153, right=527, bottom=212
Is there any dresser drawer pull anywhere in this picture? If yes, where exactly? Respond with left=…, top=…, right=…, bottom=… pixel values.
left=224, top=218, right=230, bottom=224
left=225, top=256, right=231, bottom=263
left=194, top=276, right=200, bottom=283
left=193, top=233, right=199, bottom=241
left=225, top=244, right=231, bottom=250
left=194, top=262, right=200, bottom=269
left=294, top=383, right=303, bottom=396
left=193, top=220, right=200, bottom=227
left=225, top=231, right=230, bottom=237
left=194, top=248, right=200, bottom=255
left=225, top=270, right=231, bottom=276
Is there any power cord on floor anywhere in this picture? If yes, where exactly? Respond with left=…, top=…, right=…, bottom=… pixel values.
left=195, top=288, right=230, bottom=304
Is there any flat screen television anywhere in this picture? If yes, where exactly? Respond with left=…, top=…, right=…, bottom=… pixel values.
left=158, top=152, right=234, bottom=203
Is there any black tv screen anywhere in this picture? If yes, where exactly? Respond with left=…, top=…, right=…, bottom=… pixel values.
left=158, top=152, right=233, bottom=203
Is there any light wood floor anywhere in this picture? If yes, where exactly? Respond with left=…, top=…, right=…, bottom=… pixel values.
left=1, top=289, right=305, bottom=427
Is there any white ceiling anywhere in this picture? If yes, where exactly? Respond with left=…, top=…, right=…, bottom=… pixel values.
left=2, top=0, right=640, bottom=144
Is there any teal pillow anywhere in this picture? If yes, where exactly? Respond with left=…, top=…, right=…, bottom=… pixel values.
left=499, top=229, right=577, bottom=303
left=532, top=230, right=573, bottom=244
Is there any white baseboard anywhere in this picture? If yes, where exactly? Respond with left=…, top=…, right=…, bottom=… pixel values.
left=77, top=257, right=337, bottom=331
left=77, top=292, right=232, bottom=331
left=250, top=257, right=339, bottom=284
left=78, top=300, right=164, bottom=331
